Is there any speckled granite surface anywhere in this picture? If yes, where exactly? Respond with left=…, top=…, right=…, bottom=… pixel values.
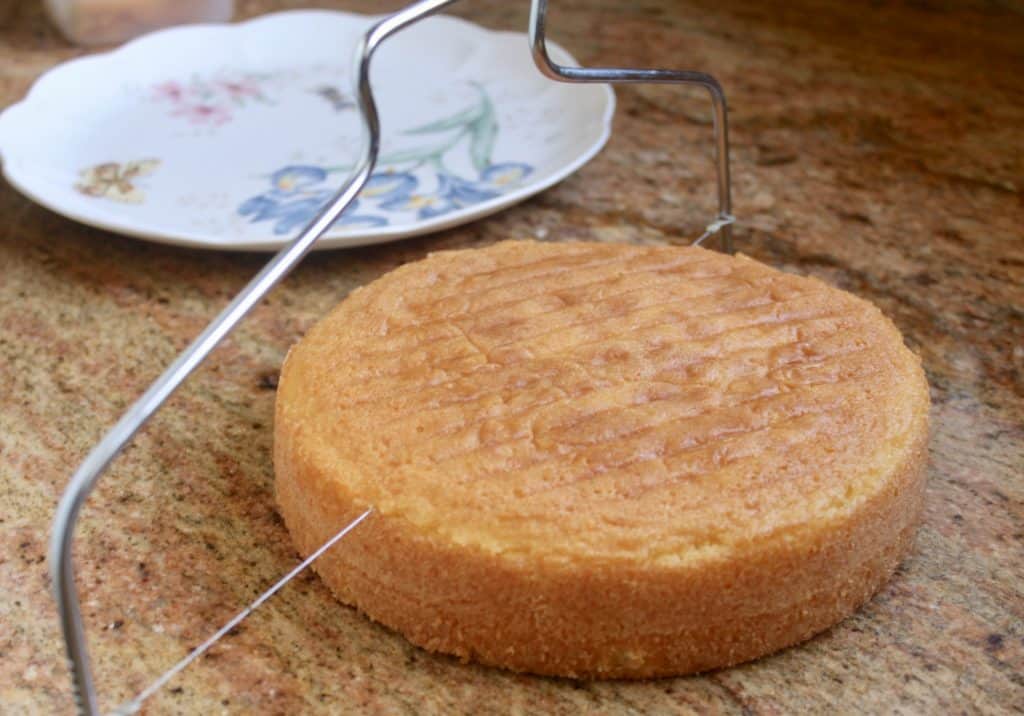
left=1, top=0, right=1021, bottom=713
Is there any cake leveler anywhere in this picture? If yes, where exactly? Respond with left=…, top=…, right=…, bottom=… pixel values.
left=48, top=1, right=735, bottom=713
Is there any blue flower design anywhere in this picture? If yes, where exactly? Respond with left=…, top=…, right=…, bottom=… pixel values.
left=237, top=87, right=539, bottom=232
left=239, top=159, right=533, bottom=230
left=236, top=194, right=279, bottom=222
left=270, top=165, right=329, bottom=194
left=441, top=173, right=501, bottom=206
left=238, top=164, right=388, bottom=234
left=379, top=173, right=501, bottom=220
left=377, top=192, right=450, bottom=219
left=359, top=171, right=418, bottom=202
left=480, top=162, right=533, bottom=187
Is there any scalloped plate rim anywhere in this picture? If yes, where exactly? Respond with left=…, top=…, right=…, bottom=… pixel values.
left=0, top=9, right=615, bottom=252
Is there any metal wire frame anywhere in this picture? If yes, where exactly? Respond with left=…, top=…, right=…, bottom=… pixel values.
left=48, top=1, right=734, bottom=713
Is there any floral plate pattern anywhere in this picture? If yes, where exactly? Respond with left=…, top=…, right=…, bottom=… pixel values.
left=0, top=10, right=614, bottom=251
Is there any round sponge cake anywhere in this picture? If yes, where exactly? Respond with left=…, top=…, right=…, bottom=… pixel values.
left=274, top=240, right=929, bottom=678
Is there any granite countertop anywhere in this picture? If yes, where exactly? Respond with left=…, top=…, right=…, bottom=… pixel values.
left=2, top=0, right=1021, bottom=713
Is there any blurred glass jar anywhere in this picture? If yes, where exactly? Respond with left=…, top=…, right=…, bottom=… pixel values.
left=45, top=0, right=234, bottom=46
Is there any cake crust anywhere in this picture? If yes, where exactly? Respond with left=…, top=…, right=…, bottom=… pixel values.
left=274, top=240, right=930, bottom=678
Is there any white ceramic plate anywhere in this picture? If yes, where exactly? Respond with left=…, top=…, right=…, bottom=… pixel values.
left=0, top=10, right=613, bottom=251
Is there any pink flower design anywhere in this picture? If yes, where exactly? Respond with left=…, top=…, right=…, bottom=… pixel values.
left=218, top=78, right=262, bottom=102
left=153, top=81, right=186, bottom=103
left=152, top=73, right=271, bottom=127
left=173, top=103, right=232, bottom=125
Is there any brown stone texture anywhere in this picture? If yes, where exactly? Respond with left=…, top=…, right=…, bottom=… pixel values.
left=1, top=0, right=1021, bottom=713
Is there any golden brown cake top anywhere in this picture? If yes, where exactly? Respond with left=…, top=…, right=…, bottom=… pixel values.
left=278, top=240, right=929, bottom=566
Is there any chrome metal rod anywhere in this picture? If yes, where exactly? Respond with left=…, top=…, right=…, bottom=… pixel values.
left=48, top=2, right=458, bottom=714
left=528, top=0, right=734, bottom=253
